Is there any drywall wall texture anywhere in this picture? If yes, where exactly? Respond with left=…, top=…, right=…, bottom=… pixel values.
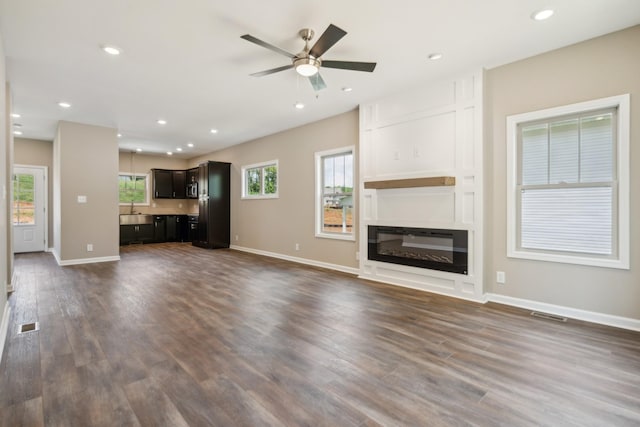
left=485, top=25, right=640, bottom=320
left=54, top=121, right=119, bottom=263
left=190, top=110, right=359, bottom=270
left=118, top=151, right=190, bottom=215
left=0, top=35, right=7, bottom=310
left=14, top=138, right=53, bottom=247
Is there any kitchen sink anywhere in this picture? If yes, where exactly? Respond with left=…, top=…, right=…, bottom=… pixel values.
left=119, top=214, right=153, bottom=225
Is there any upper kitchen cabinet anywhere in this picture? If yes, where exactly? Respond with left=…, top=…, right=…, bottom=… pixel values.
left=152, top=169, right=186, bottom=199
left=173, top=170, right=186, bottom=198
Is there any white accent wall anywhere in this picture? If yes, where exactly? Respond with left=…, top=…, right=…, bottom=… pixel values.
left=359, top=72, right=484, bottom=301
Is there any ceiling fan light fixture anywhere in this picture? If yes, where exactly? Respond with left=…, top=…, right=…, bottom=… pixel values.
left=294, top=57, right=320, bottom=77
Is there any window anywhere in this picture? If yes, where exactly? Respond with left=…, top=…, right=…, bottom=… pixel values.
left=315, top=147, right=355, bottom=240
left=13, top=173, right=35, bottom=225
left=119, top=173, right=150, bottom=206
left=506, top=95, right=629, bottom=269
left=242, top=160, right=278, bottom=199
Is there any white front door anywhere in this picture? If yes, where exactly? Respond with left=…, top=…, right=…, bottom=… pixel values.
left=13, top=166, right=47, bottom=253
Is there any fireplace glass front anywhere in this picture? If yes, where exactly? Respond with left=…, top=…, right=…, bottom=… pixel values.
left=368, top=226, right=468, bottom=274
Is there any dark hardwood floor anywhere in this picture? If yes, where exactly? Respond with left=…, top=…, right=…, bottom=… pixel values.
left=1, top=243, right=639, bottom=426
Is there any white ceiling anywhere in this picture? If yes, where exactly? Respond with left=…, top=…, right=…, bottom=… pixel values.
left=1, top=0, right=639, bottom=158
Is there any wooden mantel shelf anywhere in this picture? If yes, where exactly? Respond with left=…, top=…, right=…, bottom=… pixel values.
left=364, top=176, right=455, bottom=190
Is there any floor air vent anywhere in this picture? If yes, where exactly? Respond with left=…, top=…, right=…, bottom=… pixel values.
left=531, top=311, right=567, bottom=322
left=17, top=322, right=39, bottom=334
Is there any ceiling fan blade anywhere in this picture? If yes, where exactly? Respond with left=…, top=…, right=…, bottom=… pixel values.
left=309, top=24, right=347, bottom=58
left=321, top=60, right=377, bottom=72
left=250, top=64, right=294, bottom=77
left=309, top=74, right=327, bottom=91
left=241, top=34, right=296, bottom=59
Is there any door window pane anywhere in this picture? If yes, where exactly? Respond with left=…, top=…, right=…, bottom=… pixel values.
left=13, top=173, right=36, bottom=225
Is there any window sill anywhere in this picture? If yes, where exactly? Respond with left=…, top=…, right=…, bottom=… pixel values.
left=507, top=249, right=629, bottom=270
left=315, top=232, right=355, bottom=242
left=241, top=194, right=279, bottom=200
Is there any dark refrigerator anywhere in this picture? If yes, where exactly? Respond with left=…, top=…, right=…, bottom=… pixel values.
left=193, top=161, right=231, bottom=249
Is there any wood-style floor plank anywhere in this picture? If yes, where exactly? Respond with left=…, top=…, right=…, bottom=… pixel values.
left=1, top=243, right=639, bottom=426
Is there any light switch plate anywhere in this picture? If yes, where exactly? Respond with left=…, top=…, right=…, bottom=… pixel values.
left=77, top=195, right=87, bottom=203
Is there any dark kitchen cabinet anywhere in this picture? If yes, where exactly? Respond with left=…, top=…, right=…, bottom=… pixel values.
left=172, top=170, right=186, bottom=199
left=153, top=216, right=166, bottom=242
left=152, top=169, right=187, bottom=199
left=166, top=215, right=188, bottom=242
left=193, top=161, right=230, bottom=249
left=120, top=224, right=154, bottom=245
left=187, top=215, right=198, bottom=242
left=153, top=169, right=172, bottom=198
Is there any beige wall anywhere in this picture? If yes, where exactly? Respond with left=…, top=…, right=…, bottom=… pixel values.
left=54, top=121, right=119, bottom=261
left=485, top=25, right=640, bottom=319
left=14, top=138, right=54, bottom=247
left=118, top=151, right=190, bottom=215
left=190, top=109, right=359, bottom=270
left=0, top=35, right=7, bottom=311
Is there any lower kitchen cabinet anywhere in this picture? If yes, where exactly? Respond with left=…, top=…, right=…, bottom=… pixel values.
left=119, top=224, right=154, bottom=245
left=166, top=215, right=188, bottom=242
left=120, top=215, right=190, bottom=245
left=153, top=216, right=166, bottom=242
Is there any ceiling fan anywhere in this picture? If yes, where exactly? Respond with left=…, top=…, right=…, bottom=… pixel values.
left=241, top=24, right=376, bottom=91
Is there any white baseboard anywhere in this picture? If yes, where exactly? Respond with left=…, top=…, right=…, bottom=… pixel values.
left=230, top=245, right=359, bottom=276
left=487, top=293, right=640, bottom=332
left=0, top=302, right=11, bottom=364
left=54, top=253, right=121, bottom=266
left=6, top=271, right=16, bottom=293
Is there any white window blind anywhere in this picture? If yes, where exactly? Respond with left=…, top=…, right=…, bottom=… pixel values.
left=518, top=109, right=616, bottom=257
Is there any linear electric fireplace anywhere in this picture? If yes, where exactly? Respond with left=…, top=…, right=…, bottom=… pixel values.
left=368, top=225, right=468, bottom=275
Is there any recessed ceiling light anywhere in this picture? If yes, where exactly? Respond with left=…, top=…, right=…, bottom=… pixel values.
left=294, top=102, right=305, bottom=109
left=210, top=128, right=218, bottom=134
left=136, top=148, right=142, bottom=152
left=167, top=151, right=173, bottom=156
left=117, top=133, right=122, bottom=138
left=187, top=143, right=194, bottom=148
left=58, top=101, right=71, bottom=108
left=342, top=87, right=353, bottom=92
left=532, top=9, right=554, bottom=21
left=428, top=53, right=443, bottom=60
left=176, top=147, right=183, bottom=152
left=157, top=119, right=167, bottom=125
left=101, top=45, right=122, bottom=55
left=13, top=130, right=23, bottom=135
left=11, top=113, right=20, bottom=118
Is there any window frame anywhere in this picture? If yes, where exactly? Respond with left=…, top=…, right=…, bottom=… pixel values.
left=315, top=146, right=356, bottom=241
left=506, top=94, right=630, bottom=269
left=118, top=172, right=150, bottom=206
left=241, top=160, right=279, bottom=200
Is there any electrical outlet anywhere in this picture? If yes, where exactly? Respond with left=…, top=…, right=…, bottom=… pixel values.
left=87, top=244, right=93, bottom=252
left=496, top=271, right=505, bottom=284
left=235, top=235, right=239, bottom=241
left=295, top=243, right=300, bottom=251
